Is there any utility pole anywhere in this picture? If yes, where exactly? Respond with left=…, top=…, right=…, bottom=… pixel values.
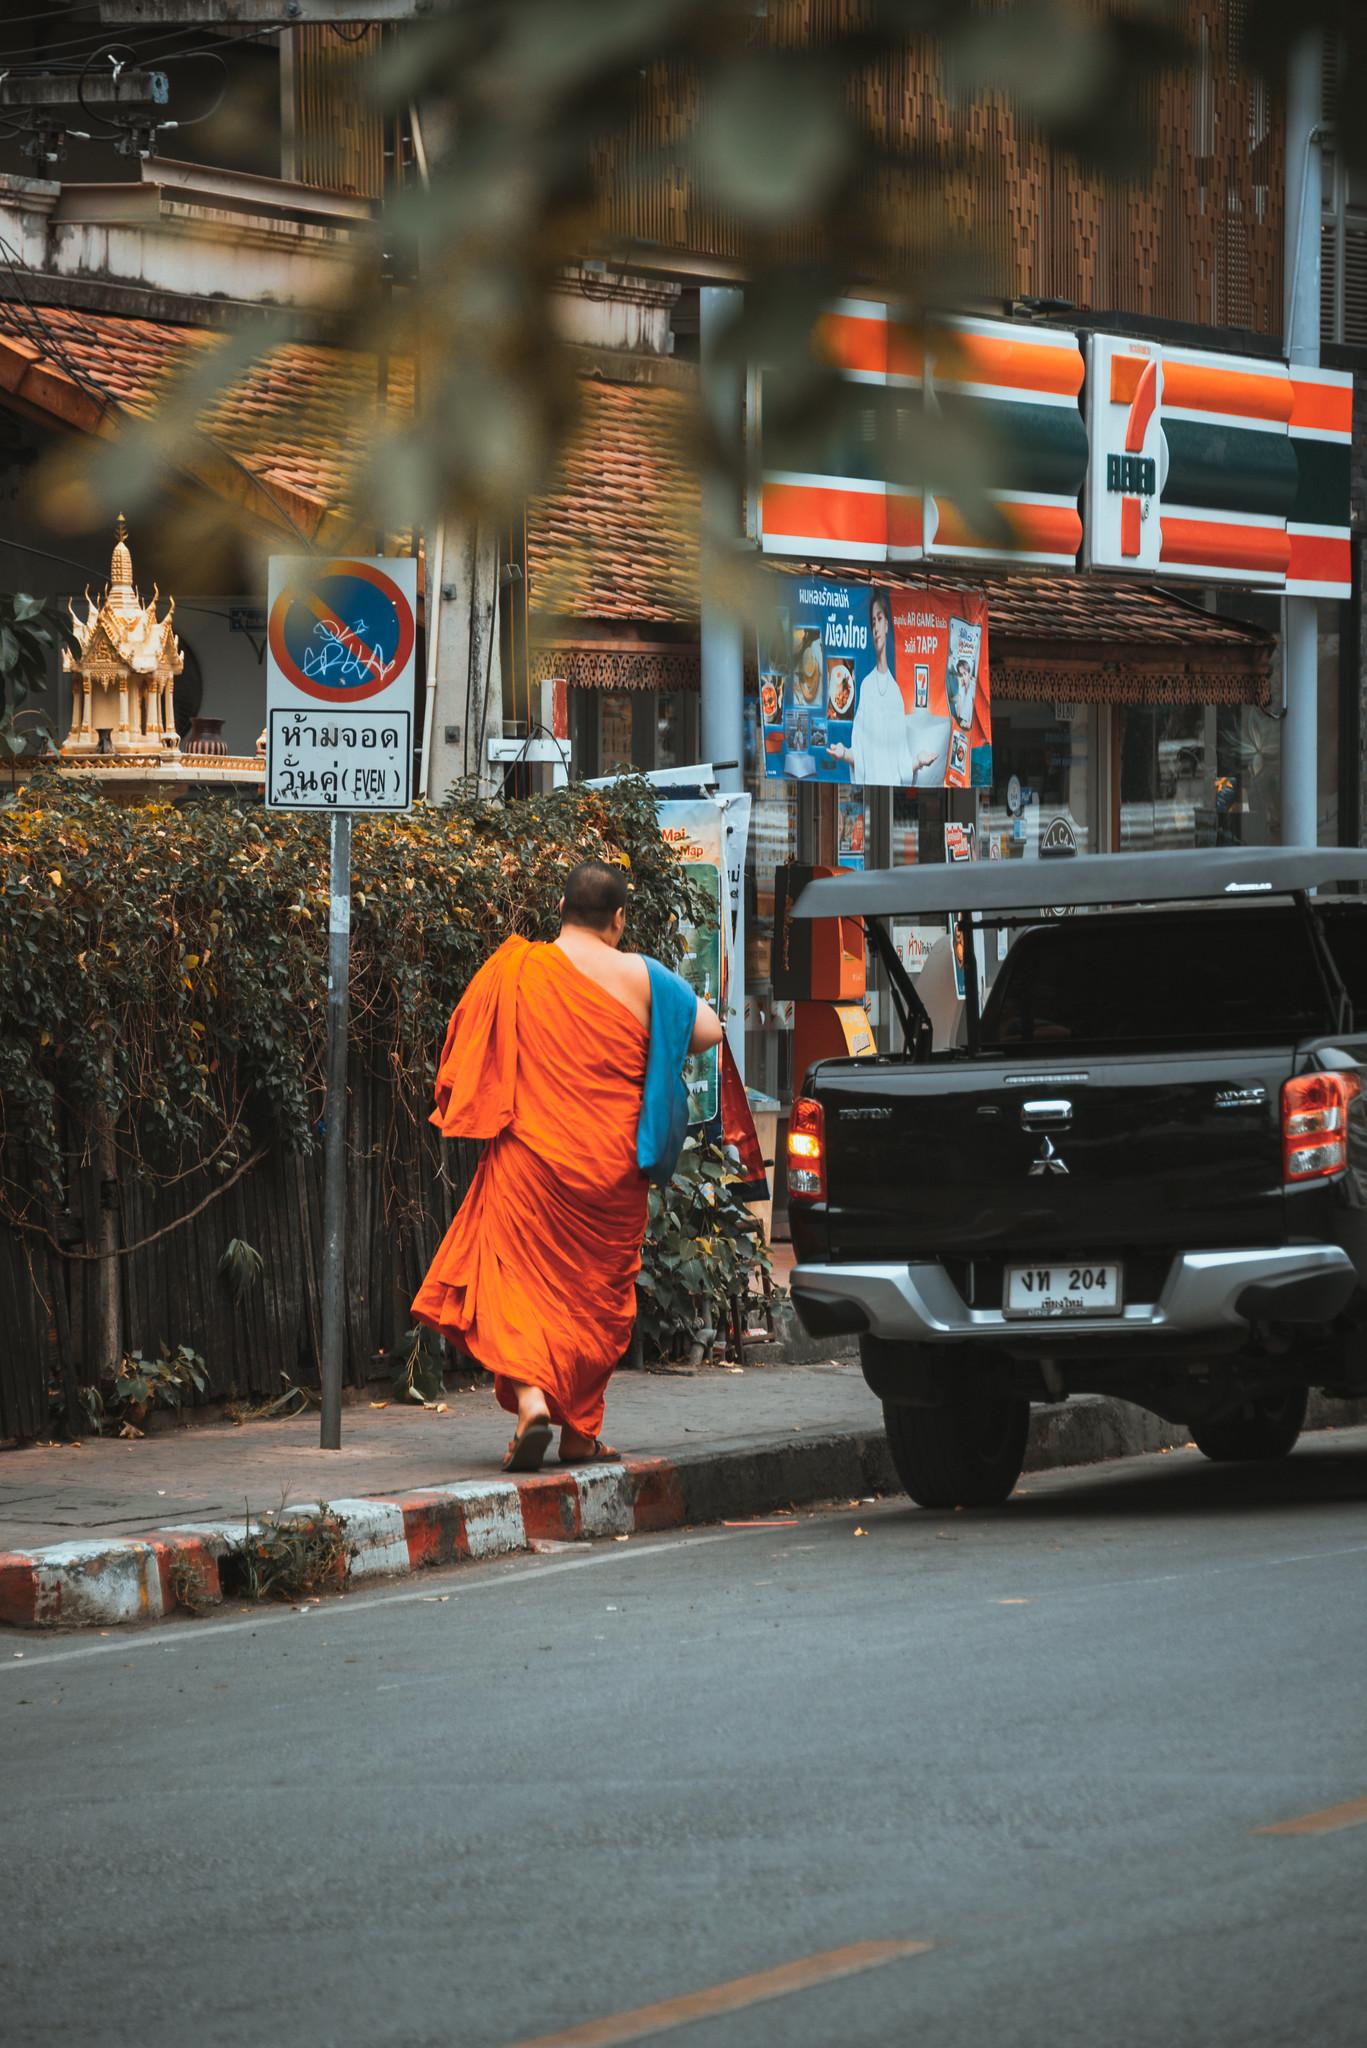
left=1282, top=31, right=1324, bottom=847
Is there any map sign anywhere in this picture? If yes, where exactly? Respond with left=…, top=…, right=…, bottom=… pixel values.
left=265, top=556, right=417, bottom=812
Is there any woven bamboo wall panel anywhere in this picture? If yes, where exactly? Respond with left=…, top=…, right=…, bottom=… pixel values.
left=597, top=0, right=1283, bottom=335
left=290, top=25, right=385, bottom=199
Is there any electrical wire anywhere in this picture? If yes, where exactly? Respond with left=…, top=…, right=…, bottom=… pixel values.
left=0, top=22, right=284, bottom=69
left=0, top=3, right=84, bottom=25
left=72, top=39, right=229, bottom=144
left=75, top=41, right=139, bottom=138
left=0, top=534, right=252, bottom=625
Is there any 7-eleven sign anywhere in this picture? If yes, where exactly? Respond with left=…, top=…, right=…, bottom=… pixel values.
left=1085, top=335, right=1166, bottom=574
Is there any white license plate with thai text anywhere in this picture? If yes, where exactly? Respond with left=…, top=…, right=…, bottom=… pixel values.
left=1003, top=1262, right=1122, bottom=1319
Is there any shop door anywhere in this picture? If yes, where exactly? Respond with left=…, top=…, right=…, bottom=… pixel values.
left=979, top=700, right=1101, bottom=860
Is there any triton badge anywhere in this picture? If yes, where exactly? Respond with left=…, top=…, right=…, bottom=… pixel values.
left=1029, top=1136, right=1070, bottom=1176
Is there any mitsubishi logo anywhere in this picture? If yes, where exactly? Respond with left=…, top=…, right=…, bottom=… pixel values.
left=1029, top=1136, right=1069, bottom=1177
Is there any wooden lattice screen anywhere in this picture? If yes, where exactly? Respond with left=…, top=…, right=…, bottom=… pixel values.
left=595, top=0, right=1284, bottom=336
left=287, top=23, right=386, bottom=200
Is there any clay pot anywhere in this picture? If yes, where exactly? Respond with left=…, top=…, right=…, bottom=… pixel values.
left=184, top=717, right=228, bottom=758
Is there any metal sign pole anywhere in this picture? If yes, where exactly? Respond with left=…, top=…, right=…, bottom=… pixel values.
left=319, top=809, right=352, bottom=1449
left=265, top=552, right=416, bottom=1450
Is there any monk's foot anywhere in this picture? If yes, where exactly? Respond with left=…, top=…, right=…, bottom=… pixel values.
left=502, top=1415, right=553, bottom=1473
left=557, top=1429, right=619, bottom=1466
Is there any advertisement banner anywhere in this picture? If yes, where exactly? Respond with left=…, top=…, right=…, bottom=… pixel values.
left=758, top=578, right=991, bottom=788
left=658, top=799, right=724, bottom=1125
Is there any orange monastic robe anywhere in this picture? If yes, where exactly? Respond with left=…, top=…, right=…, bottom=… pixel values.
left=412, top=936, right=650, bottom=1437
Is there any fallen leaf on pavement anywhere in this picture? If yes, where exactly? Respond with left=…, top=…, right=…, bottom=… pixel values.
left=369, top=1401, right=389, bottom=1410
left=853, top=1526, right=868, bottom=1537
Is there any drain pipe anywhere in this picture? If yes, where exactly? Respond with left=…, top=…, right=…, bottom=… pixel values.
left=418, top=519, right=445, bottom=802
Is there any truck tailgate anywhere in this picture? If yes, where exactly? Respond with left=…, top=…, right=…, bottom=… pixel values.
left=820, top=1048, right=1290, bottom=1265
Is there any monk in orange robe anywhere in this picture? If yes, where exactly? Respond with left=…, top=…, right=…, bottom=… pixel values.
left=413, top=859, right=723, bottom=1471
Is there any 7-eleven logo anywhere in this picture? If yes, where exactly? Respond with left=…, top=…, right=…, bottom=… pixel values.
left=1106, top=352, right=1161, bottom=559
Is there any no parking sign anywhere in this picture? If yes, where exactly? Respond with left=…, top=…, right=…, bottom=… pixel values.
left=265, top=555, right=417, bottom=811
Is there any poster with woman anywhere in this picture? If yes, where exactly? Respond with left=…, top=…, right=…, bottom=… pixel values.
left=757, top=578, right=991, bottom=788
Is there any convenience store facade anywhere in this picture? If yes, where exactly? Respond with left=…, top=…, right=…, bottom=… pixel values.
left=528, top=303, right=1351, bottom=1112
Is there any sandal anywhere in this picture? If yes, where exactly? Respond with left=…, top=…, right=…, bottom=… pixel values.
left=557, top=1436, right=619, bottom=1466
left=502, top=1416, right=553, bottom=1473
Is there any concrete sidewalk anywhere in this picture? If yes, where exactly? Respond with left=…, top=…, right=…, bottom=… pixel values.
left=2, top=1350, right=1363, bottom=1629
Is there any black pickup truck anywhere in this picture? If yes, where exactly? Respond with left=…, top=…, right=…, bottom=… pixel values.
left=787, top=846, right=1367, bottom=1507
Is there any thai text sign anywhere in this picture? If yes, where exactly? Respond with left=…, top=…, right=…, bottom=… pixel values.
left=266, top=555, right=417, bottom=811
left=758, top=578, right=991, bottom=788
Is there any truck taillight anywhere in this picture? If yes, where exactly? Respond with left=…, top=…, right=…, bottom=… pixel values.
left=787, top=1096, right=827, bottom=1202
left=1282, top=1071, right=1361, bottom=1183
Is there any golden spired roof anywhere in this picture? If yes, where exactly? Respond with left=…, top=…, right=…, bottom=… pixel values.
left=65, top=516, right=182, bottom=679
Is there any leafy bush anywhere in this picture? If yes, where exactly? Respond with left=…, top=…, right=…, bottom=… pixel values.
left=636, top=1139, right=770, bottom=1362
left=0, top=592, right=66, bottom=761
left=65, top=1340, right=208, bottom=1436
left=0, top=772, right=693, bottom=1221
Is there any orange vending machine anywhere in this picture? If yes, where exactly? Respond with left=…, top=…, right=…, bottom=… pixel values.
left=772, top=865, right=876, bottom=1085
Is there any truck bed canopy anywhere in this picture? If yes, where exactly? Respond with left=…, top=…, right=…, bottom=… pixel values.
left=792, top=846, right=1367, bottom=921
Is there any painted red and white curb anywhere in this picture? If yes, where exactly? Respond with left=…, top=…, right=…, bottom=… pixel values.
left=4, top=1394, right=1363, bottom=1631
left=0, top=1440, right=853, bottom=1632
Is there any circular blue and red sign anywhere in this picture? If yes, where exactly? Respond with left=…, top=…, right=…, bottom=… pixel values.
left=269, top=560, right=415, bottom=706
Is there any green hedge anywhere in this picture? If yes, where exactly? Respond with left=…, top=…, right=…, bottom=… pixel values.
left=0, top=772, right=688, bottom=1209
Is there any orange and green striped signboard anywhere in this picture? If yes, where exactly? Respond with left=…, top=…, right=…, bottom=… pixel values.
left=760, top=305, right=1351, bottom=598
left=1083, top=333, right=1351, bottom=597
left=759, top=305, right=1086, bottom=571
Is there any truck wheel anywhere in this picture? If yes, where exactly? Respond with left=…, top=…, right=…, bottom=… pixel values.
left=882, top=1395, right=1030, bottom=1508
left=1188, top=1387, right=1308, bottom=1463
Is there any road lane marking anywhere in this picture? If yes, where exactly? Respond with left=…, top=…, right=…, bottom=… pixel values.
left=501, top=1938, right=936, bottom=2048
left=1254, top=1795, right=1367, bottom=1837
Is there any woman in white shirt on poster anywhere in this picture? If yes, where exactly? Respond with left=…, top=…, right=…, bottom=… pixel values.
left=826, top=589, right=940, bottom=787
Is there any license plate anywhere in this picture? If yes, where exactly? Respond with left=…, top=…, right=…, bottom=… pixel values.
left=1003, top=1261, right=1122, bottom=1319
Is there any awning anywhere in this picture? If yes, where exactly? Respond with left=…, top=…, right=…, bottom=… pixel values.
left=528, top=638, right=698, bottom=693
left=779, top=562, right=1274, bottom=707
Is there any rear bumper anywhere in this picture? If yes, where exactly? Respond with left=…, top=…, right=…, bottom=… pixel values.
left=790, top=1245, right=1358, bottom=1344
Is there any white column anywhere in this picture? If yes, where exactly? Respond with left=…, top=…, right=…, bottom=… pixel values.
left=1282, top=30, right=1324, bottom=846
left=699, top=286, right=745, bottom=799
left=422, top=519, right=502, bottom=801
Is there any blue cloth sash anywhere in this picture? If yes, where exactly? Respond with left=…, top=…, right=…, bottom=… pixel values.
left=637, top=956, right=699, bottom=1185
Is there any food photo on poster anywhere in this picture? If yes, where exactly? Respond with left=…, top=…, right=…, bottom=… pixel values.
left=757, top=578, right=991, bottom=788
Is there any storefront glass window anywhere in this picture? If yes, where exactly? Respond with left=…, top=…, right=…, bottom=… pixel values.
left=598, top=691, right=635, bottom=774
left=891, top=791, right=922, bottom=865
left=1118, top=702, right=1281, bottom=848
left=978, top=701, right=1097, bottom=859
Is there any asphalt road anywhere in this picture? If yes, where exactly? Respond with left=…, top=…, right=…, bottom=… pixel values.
left=3, top=1429, right=1366, bottom=2048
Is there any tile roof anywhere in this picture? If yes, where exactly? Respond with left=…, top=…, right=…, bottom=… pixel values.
left=0, top=303, right=1278, bottom=668
left=0, top=303, right=699, bottom=622
left=0, top=300, right=412, bottom=544
left=782, top=560, right=1273, bottom=653
left=525, top=378, right=700, bottom=623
